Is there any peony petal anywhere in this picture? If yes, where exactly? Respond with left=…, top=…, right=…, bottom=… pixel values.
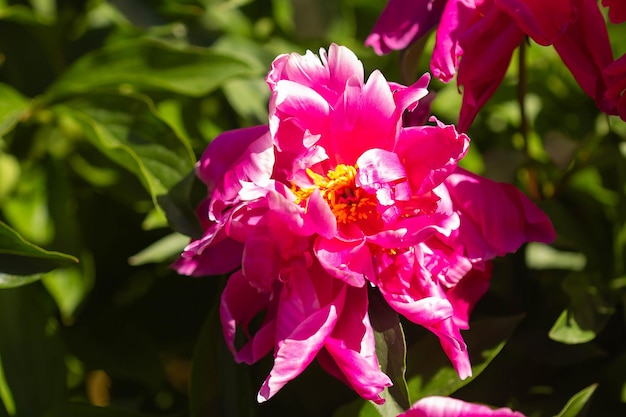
left=445, top=168, right=556, bottom=261
left=454, top=9, right=525, bottom=132
left=257, top=268, right=345, bottom=402
left=395, top=121, right=469, bottom=194
left=383, top=295, right=454, bottom=327
left=603, top=0, right=626, bottom=23
left=446, top=265, right=493, bottom=329
left=317, top=285, right=391, bottom=404
left=269, top=79, right=330, bottom=150
left=315, top=237, right=374, bottom=287
left=323, top=339, right=392, bottom=404
left=400, top=396, right=527, bottom=417
left=366, top=0, right=447, bottom=55
left=220, top=270, right=275, bottom=364
left=495, top=0, right=572, bottom=45
left=604, top=53, right=626, bottom=121
left=173, top=233, right=243, bottom=277
left=198, top=125, right=274, bottom=219
left=356, top=148, right=408, bottom=194
left=330, top=71, right=398, bottom=164
left=430, top=0, right=468, bottom=82
left=428, top=318, right=472, bottom=379
left=553, top=0, right=616, bottom=113
left=391, top=73, right=432, bottom=114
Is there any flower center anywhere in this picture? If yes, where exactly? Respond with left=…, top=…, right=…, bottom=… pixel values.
left=293, top=164, right=378, bottom=224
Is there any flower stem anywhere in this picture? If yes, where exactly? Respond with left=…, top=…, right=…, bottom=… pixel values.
left=518, top=39, right=540, bottom=200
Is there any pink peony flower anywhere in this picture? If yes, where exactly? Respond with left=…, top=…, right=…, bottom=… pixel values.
left=174, top=44, right=555, bottom=403
left=366, top=0, right=617, bottom=131
left=398, top=396, right=526, bottom=417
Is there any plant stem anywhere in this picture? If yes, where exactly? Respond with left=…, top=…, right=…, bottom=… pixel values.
left=518, top=39, right=540, bottom=200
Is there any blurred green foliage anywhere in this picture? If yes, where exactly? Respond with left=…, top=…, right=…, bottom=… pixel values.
left=0, top=0, right=625, bottom=416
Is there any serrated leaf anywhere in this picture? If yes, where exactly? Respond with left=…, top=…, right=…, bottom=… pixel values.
left=553, top=384, right=598, bottom=417
left=0, top=220, right=78, bottom=284
left=46, top=38, right=260, bottom=101
left=53, top=93, right=195, bottom=209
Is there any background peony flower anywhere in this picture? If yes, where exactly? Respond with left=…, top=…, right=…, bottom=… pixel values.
left=366, top=0, right=447, bottom=55
left=604, top=53, right=626, bottom=122
left=398, top=396, right=526, bottom=417
left=367, top=0, right=618, bottom=131
left=603, top=0, right=626, bottom=23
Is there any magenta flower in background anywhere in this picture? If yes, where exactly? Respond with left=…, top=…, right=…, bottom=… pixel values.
left=366, top=0, right=617, bottom=131
left=603, top=0, right=626, bottom=23
left=398, top=396, right=526, bottom=417
left=604, top=53, right=626, bottom=122
left=174, top=44, right=555, bottom=403
left=366, top=0, right=447, bottom=55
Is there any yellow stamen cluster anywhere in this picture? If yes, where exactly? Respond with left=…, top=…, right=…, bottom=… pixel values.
left=293, top=164, right=378, bottom=224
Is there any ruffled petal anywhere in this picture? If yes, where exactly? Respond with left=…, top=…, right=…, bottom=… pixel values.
left=445, top=168, right=556, bottom=261
left=395, top=121, right=470, bottom=194
left=329, top=71, right=398, bottom=164
left=220, top=270, right=275, bottom=364
left=446, top=264, right=493, bottom=329
left=317, top=285, right=391, bottom=404
left=197, top=125, right=274, bottom=219
left=257, top=267, right=345, bottom=402
left=315, top=237, right=374, bottom=287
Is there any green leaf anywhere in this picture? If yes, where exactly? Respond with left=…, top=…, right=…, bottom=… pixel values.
left=549, top=272, right=614, bottom=345
left=222, top=77, right=270, bottom=123
left=2, top=164, right=54, bottom=245
left=43, top=403, right=153, bottom=417
left=0, top=354, right=15, bottom=416
left=406, top=314, right=525, bottom=400
left=0, top=4, right=54, bottom=24
left=368, top=287, right=410, bottom=416
left=42, top=259, right=94, bottom=323
left=553, top=384, right=598, bottom=417
left=0, top=153, right=20, bottom=204
left=157, top=171, right=203, bottom=238
left=0, top=83, right=28, bottom=137
left=0, top=285, right=66, bottom=417
left=189, top=292, right=254, bottom=417
left=0, top=220, right=78, bottom=285
left=549, top=309, right=598, bottom=345
left=46, top=38, right=260, bottom=101
left=128, top=233, right=190, bottom=266
left=53, top=93, right=195, bottom=209
left=334, top=314, right=525, bottom=417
